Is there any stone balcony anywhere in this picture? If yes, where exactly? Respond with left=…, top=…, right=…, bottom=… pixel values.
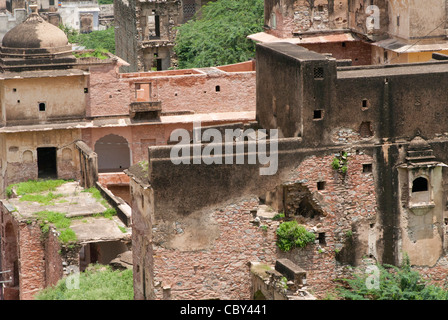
left=129, top=101, right=162, bottom=120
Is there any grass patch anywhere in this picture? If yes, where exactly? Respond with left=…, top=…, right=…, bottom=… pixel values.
left=7, top=179, right=70, bottom=197
left=20, top=192, right=64, bottom=205
left=34, top=210, right=76, bottom=244
left=82, top=187, right=117, bottom=218
left=35, top=264, right=133, bottom=300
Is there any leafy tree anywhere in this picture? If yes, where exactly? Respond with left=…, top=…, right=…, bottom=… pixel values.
left=337, top=254, right=448, bottom=300
left=60, top=25, right=115, bottom=54
left=174, top=0, right=264, bottom=69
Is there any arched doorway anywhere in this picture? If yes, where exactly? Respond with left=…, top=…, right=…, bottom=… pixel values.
left=94, top=134, right=131, bottom=173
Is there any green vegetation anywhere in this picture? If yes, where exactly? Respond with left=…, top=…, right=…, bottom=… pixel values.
left=331, top=151, right=349, bottom=174
left=7, top=180, right=118, bottom=244
left=273, top=212, right=285, bottom=221
left=74, top=49, right=110, bottom=60
left=98, top=0, right=113, bottom=4
left=20, top=192, right=64, bottom=206
left=7, top=179, right=70, bottom=198
left=35, top=264, right=133, bottom=300
left=35, top=210, right=76, bottom=243
left=174, top=0, right=264, bottom=69
left=337, top=254, right=448, bottom=300
left=60, top=24, right=115, bottom=54
left=276, top=220, right=316, bottom=252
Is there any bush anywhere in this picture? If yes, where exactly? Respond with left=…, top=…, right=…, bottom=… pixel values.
left=276, top=220, right=315, bottom=252
left=35, top=264, right=133, bottom=300
left=337, top=254, right=448, bottom=300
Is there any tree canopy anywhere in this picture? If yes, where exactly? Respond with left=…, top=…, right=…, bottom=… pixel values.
left=174, top=0, right=264, bottom=69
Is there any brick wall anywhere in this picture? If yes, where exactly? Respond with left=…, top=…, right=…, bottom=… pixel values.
left=276, top=151, right=378, bottom=297
left=152, top=198, right=279, bottom=300
left=300, top=41, right=372, bottom=66
left=18, top=221, right=46, bottom=300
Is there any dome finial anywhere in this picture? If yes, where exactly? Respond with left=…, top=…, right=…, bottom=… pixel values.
left=29, top=1, right=38, bottom=14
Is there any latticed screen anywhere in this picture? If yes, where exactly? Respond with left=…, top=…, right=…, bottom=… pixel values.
left=183, top=0, right=196, bottom=22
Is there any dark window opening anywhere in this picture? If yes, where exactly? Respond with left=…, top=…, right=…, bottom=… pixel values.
left=155, top=15, right=160, bottom=38
left=215, top=85, right=220, bottom=92
left=397, top=15, right=400, bottom=26
left=37, top=147, right=57, bottom=179
left=12, top=88, right=16, bottom=92
left=412, top=177, right=428, bottom=193
left=314, top=67, right=324, bottom=79
left=318, top=232, right=326, bottom=245
left=39, top=102, right=46, bottom=112
left=317, top=181, right=326, bottom=190
left=342, top=42, right=346, bottom=47
left=49, top=0, right=54, bottom=5
left=84, top=88, right=89, bottom=93
left=17, top=100, right=20, bottom=103
left=362, top=99, right=369, bottom=109
left=363, top=163, right=373, bottom=173
left=317, top=5, right=324, bottom=11
left=313, top=110, right=323, bottom=120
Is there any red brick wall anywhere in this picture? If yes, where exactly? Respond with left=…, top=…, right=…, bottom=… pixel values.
left=152, top=198, right=279, bottom=300
left=300, top=41, right=372, bottom=66
left=44, top=231, right=63, bottom=288
left=18, top=222, right=46, bottom=300
left=278, top=152, right=378, bottom=297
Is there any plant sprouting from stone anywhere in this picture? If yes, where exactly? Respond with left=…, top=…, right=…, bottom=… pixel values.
left=276, top=220, right=315, bottom=252
left=331, top=151, right=349, bottom=174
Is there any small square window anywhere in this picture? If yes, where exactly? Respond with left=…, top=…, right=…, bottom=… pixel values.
left=313, top=110, right=323, bottom=120
left=318, top=232, right=326, bottom=245
left=13, top=88, right=16, bottom=92
left=215, top=85, right=220, bottom=92
left=363, top=163, right=373, bottom=173
left=84, top=88, right=89, bottom=93
left=314, top=67, right=324, bottom=79
left=317, top=181, right=326, bottom=190
left=39, top=102, right=46, bottom=112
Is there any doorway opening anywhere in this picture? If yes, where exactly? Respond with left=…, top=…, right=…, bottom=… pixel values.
left=37, top=147, right=57, bottom=179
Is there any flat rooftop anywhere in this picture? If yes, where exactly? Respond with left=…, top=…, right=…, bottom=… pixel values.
left=2, top=180, right=131, bottom=244
left=338, top=60, right=448, bottom=79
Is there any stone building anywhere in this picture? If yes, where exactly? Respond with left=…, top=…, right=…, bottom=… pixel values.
left=250, top=0, right=448, bottom=66
left=126, top=41, right=448, bottom=300
left=114, top=0, right=215, bottom=72
left=0, top=7, right=257, bottom=299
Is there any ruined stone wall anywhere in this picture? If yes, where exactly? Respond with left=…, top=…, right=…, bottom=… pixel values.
left=44, top=229, right=64, bottom=288
left=151, top=198, right=279, bottom=300
left=276, top=152, right=378, bottom=297
left=17, top=221, right=46, bottom=300
left=300, top=40, right=372, bottom=66
left=265, top=0, right=349, bottom=37
left=114, top=0, right=138, bottom=72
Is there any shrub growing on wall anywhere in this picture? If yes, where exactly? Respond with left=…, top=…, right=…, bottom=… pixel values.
left=276, top=220, right=315, bottom=252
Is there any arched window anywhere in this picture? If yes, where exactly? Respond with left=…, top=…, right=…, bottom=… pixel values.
left=412, top=177, right=428, bottom=193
